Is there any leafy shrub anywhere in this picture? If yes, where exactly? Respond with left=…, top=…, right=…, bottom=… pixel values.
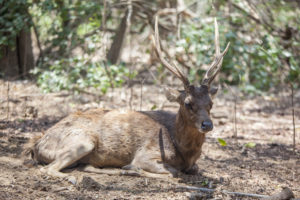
left=29, top=0, right=131, bottom=94
left=172, top=0, right=300, bottom=93
left=176, top=17, right=299, bottom=93
left=32, top=57, right=136, bottom=94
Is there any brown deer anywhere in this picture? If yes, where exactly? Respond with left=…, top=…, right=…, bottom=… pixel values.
left=24, top=16, right=230, bottom=184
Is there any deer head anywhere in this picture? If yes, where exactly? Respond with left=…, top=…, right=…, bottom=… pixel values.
left=152, top=16, right=230, bottom=134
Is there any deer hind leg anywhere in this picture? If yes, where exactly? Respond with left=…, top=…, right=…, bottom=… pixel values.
left=82, top=164, right=174, bottom=179
left=82, top=165, right=141, bottom=177
left=123, top=163, right=177, bottom=179
left=40, top=139, right=95, bottom=184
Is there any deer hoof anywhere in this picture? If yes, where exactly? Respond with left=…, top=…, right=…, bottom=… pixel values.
left=120, top=170, right=141, bottom=177
left=122, top=164, right=141, bottom=171
left=185, top=164, right=199, bottom=175
left=66, top=176, right=77, bottom=185
left=40, top=167, right=47, bottom=174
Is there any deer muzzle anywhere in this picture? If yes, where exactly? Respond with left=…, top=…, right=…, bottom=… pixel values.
left=201, top=120, right=213, bottom=132
left=196, top=120, right=213, bottom=133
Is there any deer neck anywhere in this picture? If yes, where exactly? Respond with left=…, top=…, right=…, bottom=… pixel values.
left=174, top=107, right=206, bottom=155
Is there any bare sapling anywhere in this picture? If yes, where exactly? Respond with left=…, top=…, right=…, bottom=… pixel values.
left=24, top=16, right=230, bottom=184
left=291, top=83, right=296, bottom=153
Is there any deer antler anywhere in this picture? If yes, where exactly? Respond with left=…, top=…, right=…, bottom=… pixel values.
left=151, top=15, right=190, bottom=90
left=201, top=18, right=230, bottom=86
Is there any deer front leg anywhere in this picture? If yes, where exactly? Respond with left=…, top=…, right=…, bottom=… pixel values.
left=123, top=163, right=177, bottom=179
left=130, top=149, right=179, bottom=178
left=184, top=163, right=199, bottom=175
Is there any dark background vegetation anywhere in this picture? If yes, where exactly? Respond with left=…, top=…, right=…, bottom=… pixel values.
left=1, top=0, right=299, bottom=94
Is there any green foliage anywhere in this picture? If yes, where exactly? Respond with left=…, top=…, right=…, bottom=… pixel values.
left=32, top=58, right=135, bottom=94
left=217, top=138, right=227, bottom=146
left=0, top=0, right=32, bottom=58
left=2, top=0, right=299, bottom=94
left=151, top=105, right=158, bottom=111
left=29, top=0, right=131, bottom=94
left=176, top=1, right=300, bottom=93
left=30, top=0, right=103, bottom=58
left=244, top=142, right=256, bottom=148
left=201, top=179, right=209, bottom=186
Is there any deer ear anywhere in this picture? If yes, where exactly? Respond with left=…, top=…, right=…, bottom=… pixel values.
left=165, top=87, right=184, bottom=103
left=209, top=86, right=218, bottom=98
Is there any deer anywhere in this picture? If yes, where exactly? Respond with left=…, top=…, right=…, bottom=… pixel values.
left=24, top=16, right=230, bottom=184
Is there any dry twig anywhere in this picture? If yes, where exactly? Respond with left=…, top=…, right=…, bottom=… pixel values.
left=6, top=81, right=10, bottom=121
left=140, top=78, right=145, bottom=111
left=176, top=185, right=296, bottom=199
left=291, top=84, right=296, bottom=153
left=224, top=84, right=238, bottom=139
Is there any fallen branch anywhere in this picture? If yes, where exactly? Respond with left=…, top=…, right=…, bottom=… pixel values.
left=176, top=185, right=296, bottom=200
left=262, top=187, right=295, bottom=200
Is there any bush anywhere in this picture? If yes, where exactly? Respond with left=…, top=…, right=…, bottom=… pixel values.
left=172, top=0, right=300, bottom=93
left=32, top=57, right=136, bottom=94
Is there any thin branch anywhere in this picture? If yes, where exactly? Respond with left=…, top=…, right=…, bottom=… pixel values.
left=231, top=2, right=261, bottom=25
left=23, top=30, right=28, bottom=77
left=6, top=81, right=10, bottom=121
left=245, top=0, right=276, bottom=32
left=176, top=185, right=296, bottom=199
left=140, top=78, right=145, bottom=111
left=224, top=84, right=238, bottom=139
left=176, top=13, right=182, bottom=39
left=100, top=0, right=115, bottom=90
left=176, top=185, right=268, bottom=198
left=32, top=21, right=43, bottom=66
left=127, top=0, right=133, bottom=110
left=291, top=84, right=296, bottom=153
left=102, top=0, right=107, bottom=30
left=129, top=86, right=133, bottom=110
left=175, top=55, right=192, bottom=70
left=83, top=27, right=116, bottom=38
left=231, top=0, right=281, bottom=35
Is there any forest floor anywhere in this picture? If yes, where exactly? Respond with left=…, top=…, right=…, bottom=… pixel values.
left=0, top=79, right=299, bottom=200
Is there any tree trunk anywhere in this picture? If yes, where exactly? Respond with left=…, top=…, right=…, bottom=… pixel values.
left=106, top=11, right=129, bottom=64
left=0, top=29, right=34, bottom=79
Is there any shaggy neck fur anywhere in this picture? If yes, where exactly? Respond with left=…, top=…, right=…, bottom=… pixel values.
left=174, top=107, right=206, bottom=168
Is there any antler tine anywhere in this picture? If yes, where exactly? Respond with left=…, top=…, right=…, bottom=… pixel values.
left=151, top=15, right=190, bottom=89
left=202, top=18, right=230, bottom=86
left=215, top=18, right=220, bottom=56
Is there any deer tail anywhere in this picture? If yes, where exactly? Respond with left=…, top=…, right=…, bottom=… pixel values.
left=23, top=132, right=44, bottom=166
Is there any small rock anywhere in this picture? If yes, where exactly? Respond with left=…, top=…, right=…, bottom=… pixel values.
left=78, top=176, right=103, bottom=191
left=186, top=192, right=210, bottom=200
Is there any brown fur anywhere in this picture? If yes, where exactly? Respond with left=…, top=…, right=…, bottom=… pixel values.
left=25, top=84, right=217, bottom=183
left=23, top=132, right=44, bottom=158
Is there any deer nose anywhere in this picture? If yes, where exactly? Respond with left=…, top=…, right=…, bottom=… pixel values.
left=201, top=120, right=213, bottom=131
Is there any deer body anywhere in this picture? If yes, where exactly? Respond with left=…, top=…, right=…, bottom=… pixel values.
left=32, top=108, right=205, bottom=177
left=25, top=17, right=229, bottom=182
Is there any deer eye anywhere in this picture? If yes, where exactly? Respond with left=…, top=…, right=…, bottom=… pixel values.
left=206, top=103, right=213, bottom=113
left=184, top=102, right=193, bottom=110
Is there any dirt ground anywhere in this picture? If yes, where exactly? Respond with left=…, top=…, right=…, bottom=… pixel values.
left=0, top=79, right=299, bottom=200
